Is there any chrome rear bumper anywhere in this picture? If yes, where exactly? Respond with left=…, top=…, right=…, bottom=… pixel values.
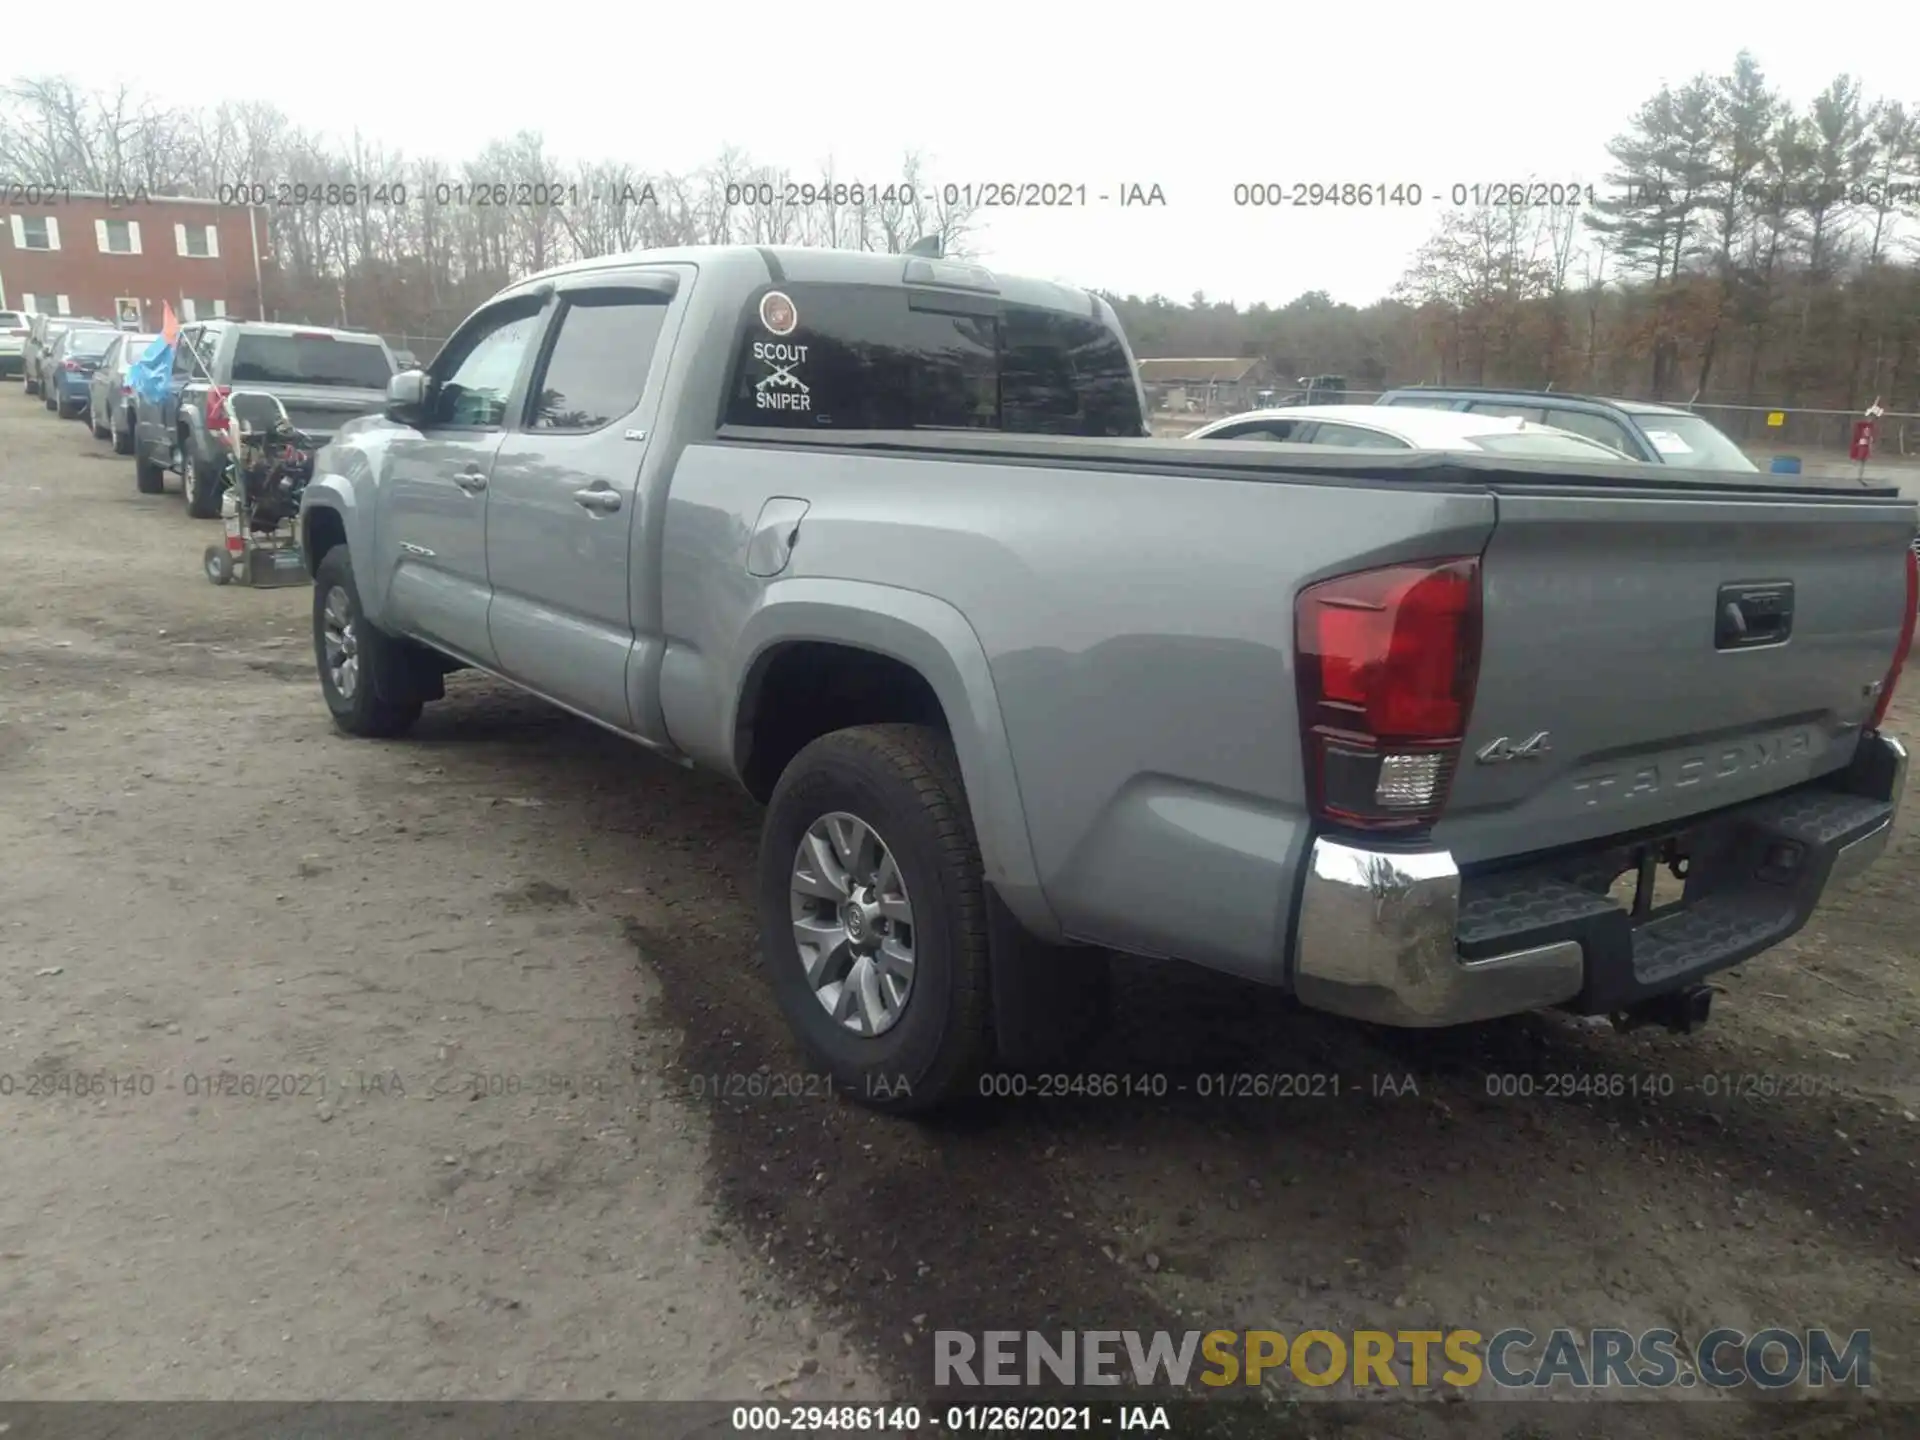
left=1291, top=733, right=1907, bottom=1028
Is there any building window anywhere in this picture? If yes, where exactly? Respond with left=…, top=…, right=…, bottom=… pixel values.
left=175, top=222, right=219, bottom=259
left=116, top=298, right=144, bottom=328
left=21, top=293, right=71, bottom=315
left=179, top=299, right=227, bottom=322
left=9, top=215, right=61, bottom=251
left=96, top=218, right=142, bottom=254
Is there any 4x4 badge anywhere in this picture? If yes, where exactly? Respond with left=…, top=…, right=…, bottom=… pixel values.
left=1476, top=732, right=1552, bottom=764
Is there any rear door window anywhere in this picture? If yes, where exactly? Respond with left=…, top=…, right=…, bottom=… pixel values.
left=1204, top=419, right=1303, bottom=442
left=722, top=282, right=1143, bottom=436
left=1466, top=401, right=1547, bottom=424
left=231, top=332, right=395, bottom=389
left=1303, top=421, right=1411, bottom=449
left=1544, top=408, right=1638, bottom=457
left=526, top=291, right=670, bottom=432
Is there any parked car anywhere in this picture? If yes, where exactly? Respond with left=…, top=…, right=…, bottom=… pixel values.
left=1376, top=386, right=1759, bottom=470
left=0, top=309, right=28, bottom=378
left=89, top=332, right=158, bottom=452
left=24, top=315, right=115, bottom=396
left=299, top=244, right=1915, bottom=1115
left=133, top=321, right=398, bottom=514
left=25, top=316, right=116, bottom=397
left=43, top=324, right=123, bottom=419
left=1185, top=404, right=1632, bottom=459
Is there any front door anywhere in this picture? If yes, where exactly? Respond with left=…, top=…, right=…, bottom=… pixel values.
left=485, top=272, right=682, bottom=729
left=376, top=296, right=546, bottom=666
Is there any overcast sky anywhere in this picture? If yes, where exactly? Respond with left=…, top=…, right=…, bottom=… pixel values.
left=11, top=2, right=1915, bottom=307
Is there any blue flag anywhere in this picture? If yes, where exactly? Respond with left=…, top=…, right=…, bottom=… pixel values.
left=127, top=332, right=173, bottom=406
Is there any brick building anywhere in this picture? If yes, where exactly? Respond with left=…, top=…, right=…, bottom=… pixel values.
left=0, top=191, right=269, bottom=328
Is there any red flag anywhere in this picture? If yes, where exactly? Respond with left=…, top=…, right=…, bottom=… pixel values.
left=160, top=301, right=179, bottom=347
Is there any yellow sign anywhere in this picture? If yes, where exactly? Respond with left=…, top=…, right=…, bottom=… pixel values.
left=1767, top=411, right=1785, bottom=427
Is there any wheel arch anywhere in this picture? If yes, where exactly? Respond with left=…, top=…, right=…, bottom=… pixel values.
left=723, top=581, right=1058, bottom=939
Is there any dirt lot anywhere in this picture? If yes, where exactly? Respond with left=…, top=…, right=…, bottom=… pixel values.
left=1, top=391, right=1915, bottom=1434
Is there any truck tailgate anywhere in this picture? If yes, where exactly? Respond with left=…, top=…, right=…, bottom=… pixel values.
left=257, top=383, right=388, bottom=443
left=1435, top=488, right=1915, bottom=866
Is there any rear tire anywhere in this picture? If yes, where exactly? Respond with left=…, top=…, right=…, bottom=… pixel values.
left=113, top=408, right=135, bottom=455
left=90, top=405, right=110, bottom=440
left=135, top=448, right=166, bottom=495
left=184, top=433, right=225, bottom=519
left=758, top=724, right=994, bottom=1115
left=312, top=546, right=425, bottom=739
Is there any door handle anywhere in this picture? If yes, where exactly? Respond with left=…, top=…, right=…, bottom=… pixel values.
left=573, top=486, right=623, bottom=514
left=453, top=469, right=488, bottom=493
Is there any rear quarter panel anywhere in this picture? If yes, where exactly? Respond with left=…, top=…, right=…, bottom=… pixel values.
left=660, top=443, right=1497, bottom=979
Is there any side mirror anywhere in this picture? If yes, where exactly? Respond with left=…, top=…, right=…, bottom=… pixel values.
left=386, top=369, right=429, bottom=425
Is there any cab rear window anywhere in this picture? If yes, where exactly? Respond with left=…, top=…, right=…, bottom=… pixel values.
left=231, top=333, right=395, bottom=389
left=722, top=282, right=1144, bottom=436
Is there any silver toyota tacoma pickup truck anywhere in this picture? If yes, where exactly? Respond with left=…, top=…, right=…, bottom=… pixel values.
left=298, top=243, right=1918, bottom=1113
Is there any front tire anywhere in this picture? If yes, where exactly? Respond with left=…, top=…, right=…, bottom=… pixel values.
left=312, top=547, right=425, bottom=738
left=113, top=407, right=135, bottom=455
left=758, top=724, right=994, bottom=1115
left=204, top=544, right=234, bottom=585
left=90, top=404, right=110, bottom=440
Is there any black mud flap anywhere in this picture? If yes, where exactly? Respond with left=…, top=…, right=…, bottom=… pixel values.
left=986, top=889, right=1112, bottom=1070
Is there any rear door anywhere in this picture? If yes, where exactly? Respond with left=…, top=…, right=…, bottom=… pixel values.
left=485, top=270, right=683, bottom=728
left=227, top=330, right=396, bottom=444
left=1435, top=484, right=1917, bottom=865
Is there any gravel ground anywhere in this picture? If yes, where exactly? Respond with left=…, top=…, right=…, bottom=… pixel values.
left=1, top=389, right=1915, bottom=1437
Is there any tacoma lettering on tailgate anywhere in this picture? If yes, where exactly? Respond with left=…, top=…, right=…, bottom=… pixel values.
left=1571, top=730, right=1815, bottom=808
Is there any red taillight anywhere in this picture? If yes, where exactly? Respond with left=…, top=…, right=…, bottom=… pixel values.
left=1295, top=557, right=1483, bottom=831
left=1868, top=545, right=1918, bottom=732
left=204, top=384, right=233, bottom=432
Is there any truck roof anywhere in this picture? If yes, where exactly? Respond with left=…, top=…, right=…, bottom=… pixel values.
left=197, top=320, right=387, bottom=340
left=508, top=244, right=1108, bottom=319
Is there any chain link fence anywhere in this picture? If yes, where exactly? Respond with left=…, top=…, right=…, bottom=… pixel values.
left=1686, top=403, right=1919, bottom=459
left=1148, top=387, right=1919, bottom=466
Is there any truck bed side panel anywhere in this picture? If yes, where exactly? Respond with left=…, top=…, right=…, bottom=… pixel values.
left=659, top=444, right=1497, bottom=979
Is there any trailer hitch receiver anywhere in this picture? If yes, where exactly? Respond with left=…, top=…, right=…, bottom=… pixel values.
left=1611, top=983, right=1713, bottom=1036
